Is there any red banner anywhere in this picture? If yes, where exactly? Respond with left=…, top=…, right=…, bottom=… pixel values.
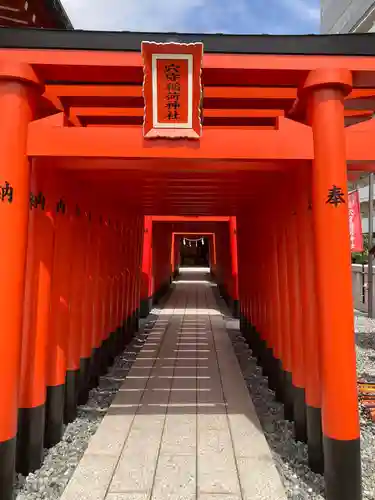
left=142, top=41, right=203, bottom=139
left=348, top=190, right=363, bottom=252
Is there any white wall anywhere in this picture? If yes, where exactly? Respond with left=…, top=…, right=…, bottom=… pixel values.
left=352, top=263, right=375, bottom=312
left=321, top=0, right=375, bottom=33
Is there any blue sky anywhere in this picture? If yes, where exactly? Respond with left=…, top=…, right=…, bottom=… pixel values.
left=61, top=0, right=321, bottom=35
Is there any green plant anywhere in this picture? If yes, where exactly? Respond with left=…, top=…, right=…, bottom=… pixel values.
left=352, top=233, right=369, bottom=264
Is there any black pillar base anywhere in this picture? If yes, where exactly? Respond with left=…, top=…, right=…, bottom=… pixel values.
left=264, top=347, right=276, bottom=390
left=257, top=339, right=268, bottom=374
left=254, top=331, right=264, bottom=362
left=239, top=314, right=246, bottom=333
left=88, top=346, right=101, bottom=389
left=45, top=384, right=65, bottom=448
left=77, top=357, right=91, bottom=406
left=0, top=437, right=16, bottom=500
left=140, top=297, right=152, bottom=318
left=107, top=331, right=117, bottom=366
left=323, top=435, right=362, bottom=500
left=64, top=369, right=79, bottom=424
left=126, top=315, right=133, bottom=339
left=115, top=326, right=125, bottom=355
left=244, top=320, right=254, bottom=345
left=118, top=324, right=127, bottom=351
left=16, top=404, right=45, bottom=475
left=244, top=324, right=256, bottom=353
left=124, top=321, right=133, bottom=347
left=283, top=370, right=294, bottom=421
left=248, top=326, right=260, bottom=356
left=292, top=385, right=307, bottom=443
left=134, top=309, right=140, bottom=333
left=232, top=299, right=240, bottom=319
left=100, top=338, right=110, bottom=376
left=154, top=284, right=169, bottom=304
left=274, top=358, right=284, bottom=403
left=306, top=405, right=324, bottom=474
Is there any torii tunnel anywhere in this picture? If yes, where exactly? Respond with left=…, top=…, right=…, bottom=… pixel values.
left=2, top=27, right=375, bottom=500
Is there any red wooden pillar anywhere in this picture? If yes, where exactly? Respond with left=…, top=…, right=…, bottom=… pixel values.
left=241, top=216, right=253, bottom=342
left=136, top=214, right=145, bottom=327
left=114, top=219, right=125, bottom=353
left=45, top=189, right=70, bottom=448
left=126, top=218, right=136, bottom=333
left=242, top=217, right=253, bottom=336
left=269, top=228, right=283, bottom=401
left=87, top=211, right=102, bottom=390
left=123, top=221, right=132, bottom=336
left=106, top=216, right=118, bottom=365
left=113, top=218, right=122, bottom=351
left=237, top=215, right=251, bottom=339
left=65, top=202, right=87, bottom=423
left=175, top=235, right=181, bottom=273
left=115, top=221, right=125, bottom=351
left=277, top=200, right=294, bottom=421
left=121, top=220, right=131, bottom=344
left=128, top=215, right=141, bottom=333
left=77, top=208, right=94, bottom=405
left=257, top=224, right=267, bottom=369
left=140, top=215, right=153, bottom=317
left=0, top=62, right=42, bottom=499
left=260, top=204, right=279, bottom=392
left=171, top=233, right=176, bottom=277
left=209, top=236, right=214, bottom=274
left=261, top=208, right=276, bottom=384
left=100, top=216, right=112, bottom=374
left=304, top=68, right=361, bottom=500
left=285, top=177, right=307, bottom=442
left=229, top=216, right=240, bottom=318
left=245, top=215, right=258, bottom=354
left=17, top=165, right=54, bottom=475
left=296, top=165, right=324, bottom=472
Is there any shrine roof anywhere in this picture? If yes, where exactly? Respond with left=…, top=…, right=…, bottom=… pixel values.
left=43, top=0, right=73, bottom=30
left=1, top=27, right=375, bottom=56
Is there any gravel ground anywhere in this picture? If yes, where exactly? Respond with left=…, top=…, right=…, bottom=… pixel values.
left=224, top=310, right=375, bottom=500
left=13, top=303, right=375, bottom=500
left=14, top=315, right=157, bottom=500
left=225, top=318, right=325, bottom=500
left=355, top=313, right=375, bottom=500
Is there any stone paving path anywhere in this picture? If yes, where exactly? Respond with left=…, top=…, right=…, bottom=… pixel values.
left=61, top=269, right=286, bottom=500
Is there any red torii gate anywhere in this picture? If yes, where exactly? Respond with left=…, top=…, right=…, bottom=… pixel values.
left=140, top=216, right=238, bottom=317
left=1, top=28, right=375, bottom=500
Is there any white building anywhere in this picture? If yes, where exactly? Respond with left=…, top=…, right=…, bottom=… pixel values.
left=321, top=0, right=375, bottom=33
left=356, top=179, right=374, bottom=234
left=321, top=2, right=375, bottom=234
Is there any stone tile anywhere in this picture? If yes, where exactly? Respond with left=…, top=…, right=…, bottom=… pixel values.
left=237, top=456, right=287, bottom=499
left=227, top=413, right=268, bottom=459
left=175, top=358, right=198, bottom=367
left=85, top=414, right=134, bottom=456
left=61, top=454, right=118, bottom=500
left=119, top=376, right=150, bottom=391
left=63, top=276, right=287, bottom=500
left=110, top=427, right=163, bottom=493
left=198, top=451, right=241, bottom=496
left=151, top=454, right=196, bottom=500
left=112, top=387, right=144, bottom=407
left=198, top=426, right=233, bottom=454
left=160, top=414, right=196, bottom=455
left=106, top=495, right=149, bottom=500
left=198, top=495, right=241, bottom=500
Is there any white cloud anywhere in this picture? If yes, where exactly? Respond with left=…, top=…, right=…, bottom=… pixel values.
left=61, top=0, right=205, bottom=32
left=61, top=0, right=320, bottom=34
left=280, top=0, right=320, bottom=22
